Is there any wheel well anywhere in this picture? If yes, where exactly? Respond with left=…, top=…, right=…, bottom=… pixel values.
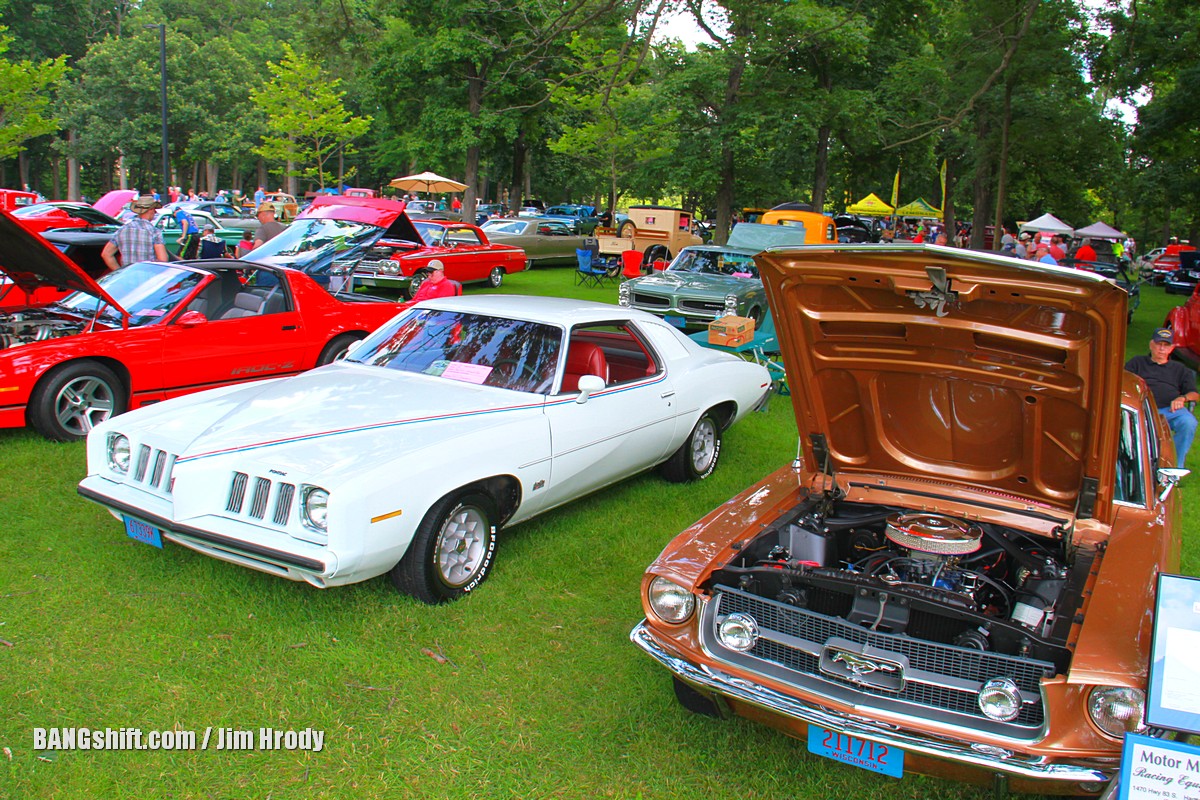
left=707, top=401, right=739, bottom=431
left=452, top=475, right=522, bottom=526
left=26, top=357, right=130, bottom=425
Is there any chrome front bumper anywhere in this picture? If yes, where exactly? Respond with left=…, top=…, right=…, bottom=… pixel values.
left=630, top=620, right=1114, bottom=787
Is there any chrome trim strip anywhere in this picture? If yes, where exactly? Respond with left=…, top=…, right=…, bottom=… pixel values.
left=630, top=621, right=1113, bottom=785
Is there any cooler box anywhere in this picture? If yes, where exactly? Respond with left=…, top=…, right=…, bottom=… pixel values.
left=708, top=315, right=755, bottom=347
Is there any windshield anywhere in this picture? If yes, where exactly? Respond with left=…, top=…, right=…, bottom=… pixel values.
left=347, top=309, right=562, bottom=393
left=481, top=220, right=526, bottom=235
left=56, top=262, right=205, bottom=326
left=412, top=221, right=446, bottom=246
left=244, top=217, right=383, bottom=274
left=667, top=249, right=758, bottom=278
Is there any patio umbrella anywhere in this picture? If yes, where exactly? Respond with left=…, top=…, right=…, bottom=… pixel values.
left=389, top=171, right=468, bottom=194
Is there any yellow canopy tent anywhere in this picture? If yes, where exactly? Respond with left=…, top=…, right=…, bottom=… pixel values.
left=845, top=193, right=894, bottom=216
left=893, top=198, right=942, bottom=220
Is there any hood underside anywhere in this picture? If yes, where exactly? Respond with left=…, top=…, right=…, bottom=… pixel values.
left=757, top=244, right=1128, bottom=518
left=0, top=209, right=124, bottom=310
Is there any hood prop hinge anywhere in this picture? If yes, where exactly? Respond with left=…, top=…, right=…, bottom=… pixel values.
left=809, top=433, right=833, bottom=478
left=1075, top=476, right=1099, bottom=520
left=908, top=266, right=957, bottom=317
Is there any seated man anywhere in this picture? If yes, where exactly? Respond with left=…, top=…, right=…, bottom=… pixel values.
left=1125, top=328, right=1199, bottom=467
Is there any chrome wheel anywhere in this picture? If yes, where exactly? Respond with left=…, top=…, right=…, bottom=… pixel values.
left=435, top=504, right=490, bottom=588
left=488, top=266, right=504, bottom=287
left=688, top=416, right=718, bottom=473
left=54, top=375, right=116, bottom=437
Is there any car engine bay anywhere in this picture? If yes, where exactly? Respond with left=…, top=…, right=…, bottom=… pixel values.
left=707, top=496, right=1094, bottom=672
left=0, top=309, right=86, bottom=350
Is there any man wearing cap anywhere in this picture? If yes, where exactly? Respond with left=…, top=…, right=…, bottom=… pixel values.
left=172, top=204, right=201, bottom=259
left=1126, top=329, right=1200, bottom=467
left=251, top=202, right=286, bottom=251
left=101, top=195, right=169, bottom=271
left=410, top=260, right=462, bottom=302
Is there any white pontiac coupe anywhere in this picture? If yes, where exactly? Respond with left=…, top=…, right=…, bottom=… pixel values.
left=78, top=295, right=772, bottom=603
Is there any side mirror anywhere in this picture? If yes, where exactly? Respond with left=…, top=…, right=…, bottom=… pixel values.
left=1157, top=467, right=1190, bottom=502
left=176, top=310, right=208, bottom=327
left=575, top=374, right=605, bottom=404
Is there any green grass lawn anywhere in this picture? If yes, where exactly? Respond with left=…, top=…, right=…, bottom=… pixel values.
left=0, top=267, right=1193, bottom=799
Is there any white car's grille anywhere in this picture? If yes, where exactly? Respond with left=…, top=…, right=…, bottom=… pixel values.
left=131, top=445, right=176, bottom=496
left=226, top=472, right=295, bottom=528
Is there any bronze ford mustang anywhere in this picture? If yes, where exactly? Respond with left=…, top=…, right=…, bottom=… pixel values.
left=631, top=244, right=1185, bottom=796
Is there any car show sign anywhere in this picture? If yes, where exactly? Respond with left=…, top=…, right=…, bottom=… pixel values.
left=1117, top=733, right=1200, bottom=800
left=1147, top=574, right=1200, bottom=735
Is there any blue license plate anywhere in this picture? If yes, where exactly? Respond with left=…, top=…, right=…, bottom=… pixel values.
left=808, top=725, right=903, bottom=778
left=124, top=516, right=163, bottom=549
left=664, top=315, right=686, bottom=328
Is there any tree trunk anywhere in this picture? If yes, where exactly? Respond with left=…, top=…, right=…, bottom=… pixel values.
left=206, top=161, right=219, bottom=195
left=991, top=82, right=1013, bottom=250
left=67, top=131, right=79, bottom=200
left=713, top=49, right=748, bottom=246
left=812, top=125, right=831, bottom=212
left=463, top=63, right=484, bottom=215
left=51, top=156, right=61, bottom=200
left=970, top=113, right=993, bottom=250
left=510, top=131, right=527, bottom=211
left=942, top=157, right=956, bottom=246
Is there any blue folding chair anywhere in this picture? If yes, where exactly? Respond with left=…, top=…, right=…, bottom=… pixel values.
left=574, top=248, right=604, bottom=287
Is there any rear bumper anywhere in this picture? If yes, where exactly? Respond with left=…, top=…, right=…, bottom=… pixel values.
left=630, top=620, right=1114, bottom=790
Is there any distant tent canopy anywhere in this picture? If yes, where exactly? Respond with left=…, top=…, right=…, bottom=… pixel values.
left=1019, top=213, right=1073, bottom=235
left=893, top=198, right=942, bottom=220
left=1074, top=221, right=1125, bottom=240
left=845, top=193, right=894, bottom=216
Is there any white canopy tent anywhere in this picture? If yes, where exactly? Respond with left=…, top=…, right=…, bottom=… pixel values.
left=1074, top=221, right=1125, bottom=240
left=1019, top=213, right=1074, bottom=235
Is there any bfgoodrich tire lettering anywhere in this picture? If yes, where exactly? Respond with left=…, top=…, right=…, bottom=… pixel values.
left=661, top=411, right=721, bottom=483
left=29, top=360, right=127, bottom=442
left=390, top=492, right=498, bottom=604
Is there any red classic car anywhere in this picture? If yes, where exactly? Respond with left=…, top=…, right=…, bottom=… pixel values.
left=0, top=209, right=406, bottom=441
left=633, top=244, right=1184, bottom=796
left=11, top=202, right=122, bottom=236
left=351, top=218, right=528, bottom=298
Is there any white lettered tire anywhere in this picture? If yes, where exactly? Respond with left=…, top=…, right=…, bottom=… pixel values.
left=390, top=492, right=498, bottom=603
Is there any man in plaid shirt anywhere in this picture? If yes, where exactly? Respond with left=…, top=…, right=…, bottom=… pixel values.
left=101, top=195, right=169, bottom=271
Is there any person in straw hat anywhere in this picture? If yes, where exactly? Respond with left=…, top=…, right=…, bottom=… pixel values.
left=101, top=195, right=169, bottom=271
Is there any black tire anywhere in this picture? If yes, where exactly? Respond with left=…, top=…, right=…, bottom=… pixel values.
left=28, top=361, right=127, bottom=442
left=746, top=306, right=763, bottom=326
left=618, top=221, right=636, bottom=239
left=488, top=266, right=505, bottom=288
left=660, top=411, right=721, bottom=483
left=642, top=244, right=670, bottom=268
left=390, top=492, right=498, bottom=604
left=317, top=333, right=364, bottom=365
left=406, top=269, right=432, bottom=300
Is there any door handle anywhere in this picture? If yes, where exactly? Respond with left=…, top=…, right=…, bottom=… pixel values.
left=282, top=325, right=298, bottom=331
left=661, top=391, right=675, bottom=398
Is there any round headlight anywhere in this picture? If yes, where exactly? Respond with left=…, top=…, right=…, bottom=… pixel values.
left=647, top=576, right=695, bottom=623
left=978, top=677, right=1022, bottom=721
left=302, top=487, right=329, bottom=531
left=1088, top=686, right=1145, bottom=738
left=717, top=612, right=759, bottom=652
left=723, top=294, right=738, bottom=316
left=618, top=282, right=630, bottom=306
left=107, top=433, right=130, bottom=474
left=383, top=261, right=400, bottom=275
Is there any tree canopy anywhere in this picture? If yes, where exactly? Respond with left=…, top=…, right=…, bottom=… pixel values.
left=0, top=0, right=1186, bottom=245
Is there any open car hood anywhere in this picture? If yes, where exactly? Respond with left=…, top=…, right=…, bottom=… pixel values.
left=0, top=209, right=126, bottom=312
left=757, top=244, right=1129, bottom=521
left=299, top=195, right=422, bottom=242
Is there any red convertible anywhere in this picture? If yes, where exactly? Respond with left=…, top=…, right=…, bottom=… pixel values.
left=0, top=210, right=406, bottom=441
left=351, top=217, right=527, bottom=298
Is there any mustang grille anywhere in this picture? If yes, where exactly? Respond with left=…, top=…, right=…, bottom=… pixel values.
left=130, top=444, right=176, bottom=496
left=226, top=472, right=295, bottom=529
left=704, top=586, right=1054, bottom=736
